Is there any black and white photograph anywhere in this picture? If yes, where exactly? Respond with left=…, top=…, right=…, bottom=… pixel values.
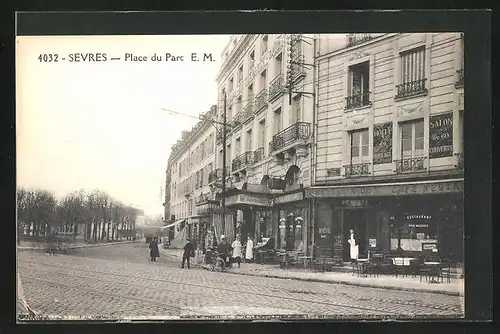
left=16, top=28, right=467, bottom=321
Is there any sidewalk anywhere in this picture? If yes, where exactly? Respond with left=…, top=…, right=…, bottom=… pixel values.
left=160, top=248, right=464, bottom=297
left=17, top=239, right=135, bottom=251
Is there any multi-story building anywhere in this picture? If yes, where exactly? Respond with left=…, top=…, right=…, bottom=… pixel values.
left=309, top=33, right=464, bottom=264
left=166, top=105, right=218, bottom=248
left=212, top=34, right=316, bottom=253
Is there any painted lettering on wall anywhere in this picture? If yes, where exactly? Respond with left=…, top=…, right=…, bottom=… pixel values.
left=429, top=112, right=454, bottom=159
left=373, top=122, right=393, bottom=164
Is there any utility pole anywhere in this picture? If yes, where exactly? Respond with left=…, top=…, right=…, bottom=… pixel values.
left=221, top=92, right=227, bottom=234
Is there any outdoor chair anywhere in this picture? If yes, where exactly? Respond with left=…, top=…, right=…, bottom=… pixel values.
left=313, top=257, right=326, bottom=273
left=420, top=255, right=442, bottom=282
left=439, top=259, right=453, bottom=283
left=393, top=257, right=409, bottom=278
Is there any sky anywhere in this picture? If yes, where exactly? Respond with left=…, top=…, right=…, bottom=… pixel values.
left=16, top=35, right=230, bottom=216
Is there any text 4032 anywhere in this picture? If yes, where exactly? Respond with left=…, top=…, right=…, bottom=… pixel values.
left=38, top=54, right=59, bottom=62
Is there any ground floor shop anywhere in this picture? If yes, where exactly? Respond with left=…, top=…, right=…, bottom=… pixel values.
left=221, top=189, right=313, bottom=255
left=307, top=179, right=464, bottom=264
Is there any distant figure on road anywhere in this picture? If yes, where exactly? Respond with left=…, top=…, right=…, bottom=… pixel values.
left=245, top=236, right=254, bottom=263
left=182, top=239, right=194, bottom=269
left=217, top=236, right=231, bottom=267
left=149, top=237, right=160, bottom=262
left=231, top=237, right=242, bottom=268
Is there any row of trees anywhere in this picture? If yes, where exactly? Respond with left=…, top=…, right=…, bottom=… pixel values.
left=17, top=187, right=138, bottom=243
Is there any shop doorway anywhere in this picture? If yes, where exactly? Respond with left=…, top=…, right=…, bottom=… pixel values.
left=342, top=209, right=367, bottom=261
left=240, top=208, right=255, bottom=244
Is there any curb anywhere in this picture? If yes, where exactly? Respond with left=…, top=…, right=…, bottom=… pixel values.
left=18, top=240, right=135, bottom=251
left=156, top=250, right=464, bottom=297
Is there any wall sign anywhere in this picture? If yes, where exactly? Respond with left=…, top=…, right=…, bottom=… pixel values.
left=225, top=194, right=271, bottom=207
left=429, top=112, right=454, bottom=159
left=274, top=191, right=304, bottom=204
left=306, top=180, right=463, bottom=198
left=373, top=122, right=393, bottom=164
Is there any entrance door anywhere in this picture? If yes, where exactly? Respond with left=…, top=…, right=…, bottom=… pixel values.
left=343, top=209, right=367, bottom=261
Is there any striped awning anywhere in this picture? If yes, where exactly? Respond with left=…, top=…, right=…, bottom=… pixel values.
left=161, top=219, right=186, bottom=229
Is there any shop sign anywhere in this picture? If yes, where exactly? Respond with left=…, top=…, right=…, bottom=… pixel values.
left=373, top=122, right=393, bottom=164
left=274, top=191, right=304, bottom=204
left=226, top=194, right=271, bottom=207
left=408, top=224, right=429, bottom=228
left=342, top=199, right=368, bottom=207
left=422, top=242, right=438, bottom=252
left=406, top=214, right=432, bottom=220
left=306, top=180, right=463, bottom=198
left=369, top=239, right=377, bottom=248
left=318, top=227, right=330, bottom=234
left=429, top=112, right=454, bottom=159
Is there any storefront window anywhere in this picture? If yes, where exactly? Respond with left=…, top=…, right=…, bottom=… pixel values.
left=257, top=211, right=272, bottom=242
left=390, top=215, right=437, bottom=251
left=278, top=208, right=305, bottom=251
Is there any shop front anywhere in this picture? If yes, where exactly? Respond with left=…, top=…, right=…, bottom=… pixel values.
left=195, top=196, right=220, bottom=251
left=272, top=189, right=311, bottom=254
left=224, top=191, right=271, bottom=244
left=307, top=178, right=464, bottom=263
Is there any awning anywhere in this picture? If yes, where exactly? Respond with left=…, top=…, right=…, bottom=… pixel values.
left=161, top=219, right=186, bottom=229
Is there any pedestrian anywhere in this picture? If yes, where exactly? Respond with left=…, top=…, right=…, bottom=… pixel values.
left=182, top=238, right=194, bottom=269
left=231, top=237, right=242, bottom=268
left=149, top=237, right=160, bottom=262
left=217, top=235, right=231, bottom=267
left=245, top=236, right=254, bottom=263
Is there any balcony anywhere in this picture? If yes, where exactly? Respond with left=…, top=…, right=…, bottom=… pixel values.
left=395, top=79, right=427, bottom=99
left=269, top=122, right=311, bottom=154
left=208, top=168, right=221, bottom=183
left=394, top=157, right=427, bottom=174
left=455, top=153, right=464, bottom=170
left=253, top=147, right=265, bottom=164
left=183, top=184, right=193, bottom=197
left=346, top=92, right=371, bottom=110
left=343, top=163, right=371, bottom=178
left=232, top=151, right=253, bottom=172
left=195, top=193, right=212, bottom=206
left=346, top=34, right=374, bottom=47
left=289, top=63, right=306, bottom=83
left=242, top=102, right=254, bottom=123
left=455, top=69, right=464, bottom=88
left=254, top=89, right=268, bottom=114
left=271, top=34, right=286, bottom=57
left=268, top=74, right=285, bottom=102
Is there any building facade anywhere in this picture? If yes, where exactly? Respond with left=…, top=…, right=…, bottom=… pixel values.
left=309, top=33, right=464, bottom=263
left=212, top=34, right=316, bottom=255
left=167, top=105, right=218, bottom=248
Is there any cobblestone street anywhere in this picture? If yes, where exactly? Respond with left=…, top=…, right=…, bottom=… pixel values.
left=17, top=243, right=464, bottom=320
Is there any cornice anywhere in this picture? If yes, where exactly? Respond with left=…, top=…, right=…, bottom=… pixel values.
left=167, top=117, right=215, bottom=164
left=216, top=34, right=257, bottom=84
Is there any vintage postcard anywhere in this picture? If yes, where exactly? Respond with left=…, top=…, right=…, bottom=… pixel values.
left=16, top=29, right=466, bottom=321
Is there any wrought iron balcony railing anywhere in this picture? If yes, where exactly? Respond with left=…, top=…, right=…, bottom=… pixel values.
left=395, top=157, right=427, bottom=174
left=289, top=63, right=306, bottom=83
left=232, top=151, right=253, bottom=172
left=215, top=128, right=231, bottom=143
left=455, top=153, right=464, bottom=169
left=269, top=122, right=311, bottom=153
left=254, top=89, right=268, bottom=114
left=343, top=163, right=371, bottom=178
left=253, top=147, right=265, bottom=164
left=395, top=79, right=427, bottom=99
left=232, top=112, right=243, bottom=129
left=183, top=184, right=193, bottom=196
left=208, top=168, right=221, bottom=183
left=195, top=193, right=212, bottom=205
left=346, top=34, right=374, bottom=47
left=456, top=69, right=464, bottom=87
left=242, top=102, right=254, bottom=123
left=346, top=92, right=371, bottom=110
left=268, top=74, right=285, bottom=101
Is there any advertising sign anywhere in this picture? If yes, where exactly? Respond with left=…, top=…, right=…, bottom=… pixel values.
left=373, top=122, right=393, bottom=164
left=429, top=112, right=453, bottom=159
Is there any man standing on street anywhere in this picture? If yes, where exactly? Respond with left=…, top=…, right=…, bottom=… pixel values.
left=182, top=239, right=194, bottom=269
left=149, top=237, right=160, bottom=262
left=217, top=235, right=231, bottom=267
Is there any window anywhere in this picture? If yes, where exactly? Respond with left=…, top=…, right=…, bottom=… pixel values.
left=274, top=108, right=282, bottom=134
left=349, top=129, right=369, bottom=164
left=236, top=95, right=242, bottom=114
left=248, top=50, right=255, bottom=69
left=260, top=70, right=267, bottom=90
left=275, top=53, right=283, bottom=76
left=227, top=106, right=232, bottom=122
left=248, top=84, right=254, bottom=101
left=218, top=149, right=223, bottom=168
left=400, top=120, right=424, bottom=158
left=196, top=171, right=200, bottom=189
left=259, top=119, right=266, bottom=149
left=261, top=35, right=268, bottom=54
left=200, top=169, right=204, bottom=187
left=347, top=61, right=370, bottom=109
left=397, top=47, right=426, bottom=98
left=238, top=65, right=244, bottom=83
left=291, top=96, right=301, bottom=124
left=228, top=78, right=234, bottom=92
left=247, top=129, right=253, bottom=151
left=226, top=144, right=231, bottom=165
left=236, top=137, right=242, bottom=156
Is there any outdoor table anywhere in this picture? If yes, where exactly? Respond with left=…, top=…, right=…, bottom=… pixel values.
left=392, top=257, right=417, bottom=266
left=422, top=262, right=442, bottom=283
left=355, top=258, right=369, bottom=277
